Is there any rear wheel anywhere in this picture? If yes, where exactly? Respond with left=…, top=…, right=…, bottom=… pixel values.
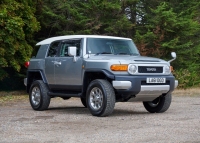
left=86, top=79, right=115, bottom=117
left=29, top=80, right=51, bottom=111
left=143, top=94, right=172, bottom=113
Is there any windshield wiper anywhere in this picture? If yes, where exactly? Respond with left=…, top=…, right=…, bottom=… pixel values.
left=130, top=53, right=139, bottom=56
left=96, top=52, right=112, bottom=55
left=115, top=53, right=139, bottom=55
left=115, top=52, right=129, bottom=55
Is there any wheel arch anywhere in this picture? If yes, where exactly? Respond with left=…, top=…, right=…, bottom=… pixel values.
left=82, top=69, right=115, bottom=97
left=26, top=70, right=48, bottom=93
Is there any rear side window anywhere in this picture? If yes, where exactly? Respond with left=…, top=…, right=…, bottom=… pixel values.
left=47, top=41, right=60, bottom=57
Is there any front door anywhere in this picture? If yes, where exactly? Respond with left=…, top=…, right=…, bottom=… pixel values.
left=54, top=39, right=83, bottom=91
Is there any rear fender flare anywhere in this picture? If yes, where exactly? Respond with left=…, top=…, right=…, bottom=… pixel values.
left=26, top=70, right=48, bottom=93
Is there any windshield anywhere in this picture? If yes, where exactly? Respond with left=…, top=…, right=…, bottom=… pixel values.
left=86, top=38, right=139, bottom=55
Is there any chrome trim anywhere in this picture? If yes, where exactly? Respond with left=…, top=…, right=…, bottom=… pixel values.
left=128, top=85, right=170, bottom=102
left=89, top=87, right=103, bottom=110
left=24, top=78, right=27, bottom=86
left=31, top=86, right=41, bottom=106
left=112, top=81, right=131, bottom=89
left=175, top=80, right=178, bottom=88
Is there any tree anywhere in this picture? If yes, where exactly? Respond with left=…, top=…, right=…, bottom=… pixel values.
left=0, top=0, right=40, bottom=80
left=35, top=0, right=133, bottom=41
left=131, top=1, right=200, bottom=87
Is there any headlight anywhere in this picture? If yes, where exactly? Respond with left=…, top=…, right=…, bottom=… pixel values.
left=164, top=65, right=171, bottom=74
left=128, top=64, right=137, bottom=74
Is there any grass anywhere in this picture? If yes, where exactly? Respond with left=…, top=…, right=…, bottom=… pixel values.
left=0, top=91, right=28, bottom=105
left=174, top=88, right=200, bottom=97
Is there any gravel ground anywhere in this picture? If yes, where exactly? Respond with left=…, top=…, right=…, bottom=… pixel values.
left=0, top=95, right=200, bottom=143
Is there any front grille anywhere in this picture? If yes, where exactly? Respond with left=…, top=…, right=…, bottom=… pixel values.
left=138, top=66, right=163, bottom=73
left=141, top=80, right=170, bottom=85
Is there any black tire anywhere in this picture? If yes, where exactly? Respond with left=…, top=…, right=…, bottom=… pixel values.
left=86, top=79, right=115, bottom=117
left=143, top=94, right=172, bottom=113
left=29, top=80, right=51, bottom=111
left=81, top=97, right=87, bottom=108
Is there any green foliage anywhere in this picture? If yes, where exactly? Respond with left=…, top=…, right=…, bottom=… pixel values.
left=174, top=68, right=200, bottom=89
left=1, top=0, right=200, bottom=89
left=0, top=0, right=40, bottom=80
left=133, top=1, right=200, bottom=88
left=35, top=0, right=133, bottom=40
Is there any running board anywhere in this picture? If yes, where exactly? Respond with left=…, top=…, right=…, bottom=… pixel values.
left=48, top=92, right=81, bottom=97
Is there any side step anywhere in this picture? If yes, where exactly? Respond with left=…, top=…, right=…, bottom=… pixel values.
left=48, top=92, right=82, bottom=98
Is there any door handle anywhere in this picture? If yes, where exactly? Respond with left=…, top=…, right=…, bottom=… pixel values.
left=53, top=61, right=61, bottom=65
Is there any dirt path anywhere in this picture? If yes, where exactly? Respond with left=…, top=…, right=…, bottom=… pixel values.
left=0, top=95, right=200, bottom=143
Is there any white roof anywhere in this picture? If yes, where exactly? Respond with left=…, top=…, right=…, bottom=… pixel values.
left=36, top=35, right=131, bottom=45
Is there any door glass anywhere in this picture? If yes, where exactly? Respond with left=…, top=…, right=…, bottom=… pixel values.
left=59, top=39, right=81, bottom=57
left=47, top=41, right=60, bottom=57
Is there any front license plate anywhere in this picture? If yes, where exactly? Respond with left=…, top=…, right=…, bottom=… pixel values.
left=146, top=78, right=166, bottom=83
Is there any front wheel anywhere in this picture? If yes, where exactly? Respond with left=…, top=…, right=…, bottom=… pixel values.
left=143, top=94, right=172, bottom=113
left=86, top=79, right=115, bottom=117
left=29, top=80, right=51, bottom=111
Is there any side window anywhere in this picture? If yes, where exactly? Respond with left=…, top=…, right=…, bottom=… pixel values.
left=47, top=41, right=60, bottom=57
left=59, top=39, right=81, bottom=57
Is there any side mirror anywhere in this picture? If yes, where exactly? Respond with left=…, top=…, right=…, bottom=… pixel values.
left=68, top=46, right=77, bottom=56
left=168, top=52, right=177, bottom=63
left=171, top=52, right=176, bottom=59
left=68, top=46, right=77, bottom=62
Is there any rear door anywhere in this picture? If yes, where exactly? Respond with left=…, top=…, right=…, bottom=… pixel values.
left=54, top=39, right=83, bottom=91
left=45, top=41, right=60, bottom=88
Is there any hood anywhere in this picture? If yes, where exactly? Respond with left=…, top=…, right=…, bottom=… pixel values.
left=86, top=54, right=167, bottom=64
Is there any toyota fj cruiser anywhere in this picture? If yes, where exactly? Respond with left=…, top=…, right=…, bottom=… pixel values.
left=24, top=35, right=178, bottom=117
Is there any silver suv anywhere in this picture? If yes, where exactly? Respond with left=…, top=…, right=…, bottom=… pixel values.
left=24, top=35, right=178, bottom=117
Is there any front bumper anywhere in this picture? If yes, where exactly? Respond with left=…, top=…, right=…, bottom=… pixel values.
left=112, top=75, right=177, bottom=102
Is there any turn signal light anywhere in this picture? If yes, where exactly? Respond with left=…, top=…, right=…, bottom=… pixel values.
left=24, top=61, right=30, bottom=68
left=110, top=64, right=128, bottom=71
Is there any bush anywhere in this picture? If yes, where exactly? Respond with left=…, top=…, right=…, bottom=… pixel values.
left=173, top=69, right=200, bottom=89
